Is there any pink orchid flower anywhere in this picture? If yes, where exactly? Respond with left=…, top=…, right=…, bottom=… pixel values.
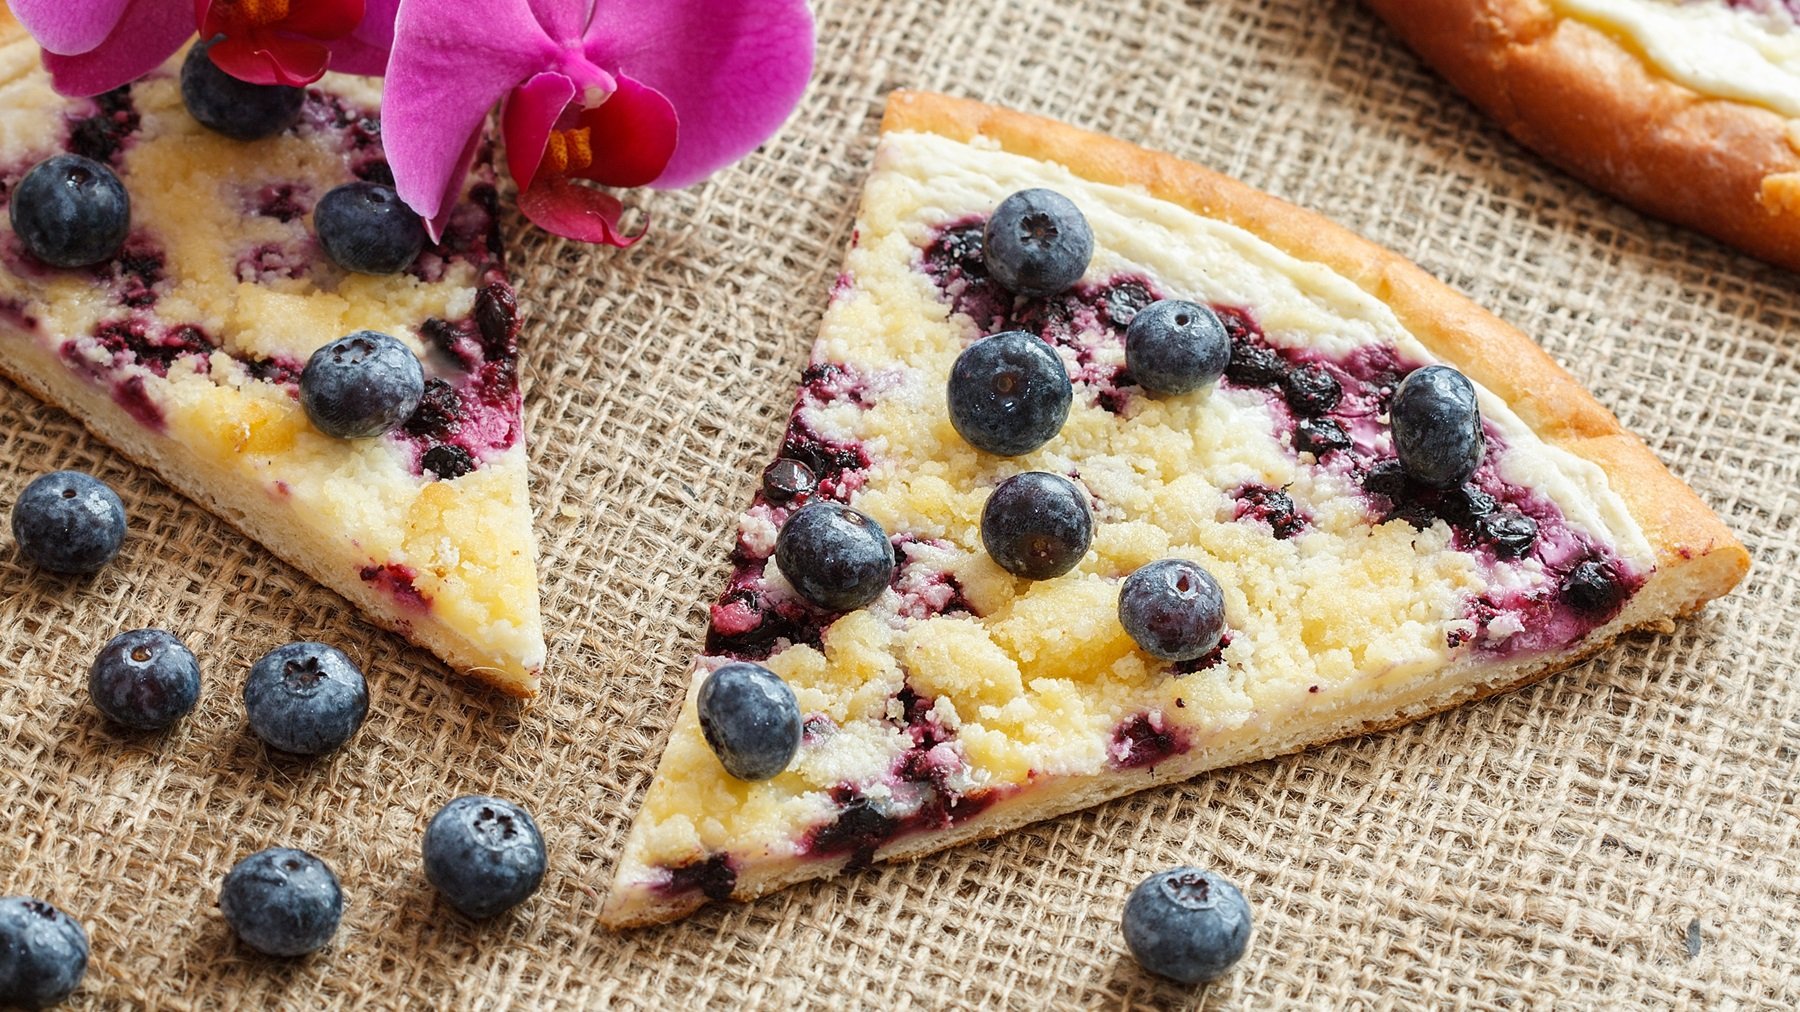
left=12, top=0, right=397, bottom=98
left=382, top=0, right=815, bottom=246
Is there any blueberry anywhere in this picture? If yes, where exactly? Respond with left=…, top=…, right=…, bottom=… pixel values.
left=773, top=502, right=895, bottom=611
left=983, top=188, right=1093, bottom=298
left=947, top=331, right=1072, bottom=457
left=1562, top=559, right=1625, bottom=614
left=1119, top=560, right=1227, bottom=662
left=423, top=796, right=547, bottom=919
left=1390, top=365, right=1484, bottom=488
left=314, top=182, right=427, bottom=276
left=698, top=662, right=803, bottom=781
left=180, top=38, right=304, bottom=141
left=0, top=897, right=88, bottom=1009
left=1283, top=364, right=1342, bottom=416
left=980, top=471, right=1094, bottom=580
left=299, top=331, right=425, bottom=439
left=1293, top=417, right=1351, bottom=457
left=88, top=629, right=201, bottom=731
left=1481, top=511, right=1538, bottom=559
left=10, top=471, right=126, bottom=574
left=421, top=444, right=475, bottom=481
left=1124, top=299, right=1230, bottom=396
left=8, top=155, right=129, bottom=268
left=1121, top=867, right=1252, bottom=984
left=219, top=848, right=343, bottom=957
left=243, top=642, right=369, bottom=756
left=1223, top=342, right=1286, bottom=388
left=760, top=458, right=817, bottom=504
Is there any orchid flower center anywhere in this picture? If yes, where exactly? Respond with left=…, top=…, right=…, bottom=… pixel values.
left=544, top=128, right=594, bottom=176
left=216, top=0, right=294, bottom=29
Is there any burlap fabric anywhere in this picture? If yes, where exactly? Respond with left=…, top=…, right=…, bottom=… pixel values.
left=2, top=0, right=1795, bottom=1006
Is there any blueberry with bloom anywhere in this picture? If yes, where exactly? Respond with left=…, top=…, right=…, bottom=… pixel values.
left=382, top=0, right=814, bottom=245
left=12, top=0, right=396, bottom=96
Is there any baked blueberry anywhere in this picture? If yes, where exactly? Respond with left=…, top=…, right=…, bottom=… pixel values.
left=947, top=331, right=1072, bottom=457
left=1119, top=560, right=1226, bottom=662
left=243, top=642, right=370, bottom=756
left=774, top=502, right=895, bottom=611
left=10, top=471, right=126, bottom=574
left=1562, top=559, right=1625, bottom=614
left=1122, top=867, right=1252, bottom=984
left=8, top=155, right=130, bottom=268
left=423, top=796, right=548, bottom=919
left=698, top=662, right=803, bottom=781
left=1293, top=417, right=1351, bottom=457
left=219, top=848, right=343, bottom=957
left=421, top=444, right=475, bottom=481
left=1124, top=299, right=1230, bottom=396
left=88, top=628, right=202, bottom=731
left=0, top=896, right=88, bottom=1009
left=314, top=182, right=427, bottom=275
left=1283, top=363, right=1342, bottom=416
left=1390, top=365, right=1484, bottom=488
left=180, top=38, right=304, bottom=141
left=1480, top=511, right=1538, bottom=559
left=761, top=458, right=817, bottom=503
left=982, top=188, right=1093, bottom=297
left=980, top=472, right=1094, bottom=580
left=299, top=331, right=425, bottom=439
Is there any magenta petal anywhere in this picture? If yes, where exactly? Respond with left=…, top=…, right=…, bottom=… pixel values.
left=572, top=75, right=675, bottom=189
left=330, top=0, right=400, bottom=75
left=208, top=32, right=331, bottom=87
left=11, top=0, right=133, bottom=56
left=383, top=0, right=558, bottom=228
left=516, top=175, right=647, bottom=247
left=39, top=0, right=195, bottom=98
left=583, top=0, right=813, bottom=188
left=526, top=0, right=596, bottom=43
left=502, top=72, right=576, bottom=193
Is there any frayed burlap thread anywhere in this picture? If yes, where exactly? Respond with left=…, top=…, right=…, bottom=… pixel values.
left=2, top=0, right=1796, bottom=1007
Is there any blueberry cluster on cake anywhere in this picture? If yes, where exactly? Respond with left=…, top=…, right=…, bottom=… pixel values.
left=601, top=91, right=1747, bottom=927
left=0, top=18, right=544, bottom=695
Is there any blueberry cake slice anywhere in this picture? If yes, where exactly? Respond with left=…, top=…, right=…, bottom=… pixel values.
left=601, top=92, right=1747, bottom=927
left=0, top=19, right=545, bottom=695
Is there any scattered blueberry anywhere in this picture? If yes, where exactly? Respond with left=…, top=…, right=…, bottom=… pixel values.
left=218, top=848, right=343, bottom=957
left=774, top=502, right=895, bottom=611
left=980, top=471, right=1094, bottom=580
left=1449, top=484, right=1498, bottom=519
left=1293, top=417, right=1351, bottom=457
left=8, top=155, right=130, bottom=268
left=243, top=642, right=370, bottom=756
left=180, top=38, right=304, bottom=141
left=10, top=471, right=126, bottom=574
left=1283, top=364, right=1342, bottom=416
left=299, top=331, right=425, bottom=439
left=1121, top=867, right=1252, bottom=984
left=1124, top=299, right=1230, bottom=396
left=1119, top=560, right=1227, bottom=662
left=88, top=629, right=201, bottom=731
left=983, top=188, right=1093, bottom=297
left=1223, top=342, right=1286, bottom=388
left=761, top=458, right=818, bottom=504
left=421, top=444, right=475, bottom=481
left=947, top=331, right=1072, bottom=456
left=698, top=662, right=803, bottom=781
left=1481, top=511, right=1538, bottom=559
left=314, top=182, right=427, bottom=275
left=1390, top=365, right=1484, bottom=488
left=0, top=896, right=88, bottom=1009
left=1360, top=458, right=1411, bottom=503
left=423, top=796, right=547, bottom=919
left=1562, top=559, right=1625, bottom=614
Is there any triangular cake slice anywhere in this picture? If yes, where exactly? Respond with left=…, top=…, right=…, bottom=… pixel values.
left=602, top=91, right=1747, bottom=926
left=0, top=19, right=544, bottom=695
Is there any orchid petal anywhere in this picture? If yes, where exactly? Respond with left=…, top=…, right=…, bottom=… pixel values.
left=11, top=0, right=133, bottom=56
left=329, top=0, right=401, bottom=76
left=525, top=0, right=596, bottom=44
left=502, top=72, right=577, bottom=193
left=265, top=0, right=364, bottom=39
left=206, top=31, right=331, bottom=87
left=583, top=0, right=813, bottom=188
left=516, top=174, right=647, bottom=247
left=40, top=0, right=195, bottom=98
left=570, top=74, right=675, bottom=189
left=384, top=0, right=559, bottom=230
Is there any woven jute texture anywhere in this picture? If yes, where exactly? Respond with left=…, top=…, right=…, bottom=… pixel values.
left=2, top=0, right=1796, bottom=1007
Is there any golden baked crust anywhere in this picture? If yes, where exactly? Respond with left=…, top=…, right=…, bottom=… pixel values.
left=602, top=93, right=1747, bottom=928
left=1364, top=0, right=1800, bottom=272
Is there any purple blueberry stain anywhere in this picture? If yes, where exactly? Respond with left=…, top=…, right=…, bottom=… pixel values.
left=1232, top=484, right=1308, bottom=540
left=65, top=85, right=140, bottom=166
left=1109, top=711, right=1188, bottom=770
left=658, top=853, right=738, bottom=902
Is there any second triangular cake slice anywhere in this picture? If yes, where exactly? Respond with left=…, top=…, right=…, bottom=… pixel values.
left=603, top=91, right=1747, bottom=926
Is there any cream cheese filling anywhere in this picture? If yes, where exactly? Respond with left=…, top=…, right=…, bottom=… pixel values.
left=1551, top=0, right=1800, bottom=118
